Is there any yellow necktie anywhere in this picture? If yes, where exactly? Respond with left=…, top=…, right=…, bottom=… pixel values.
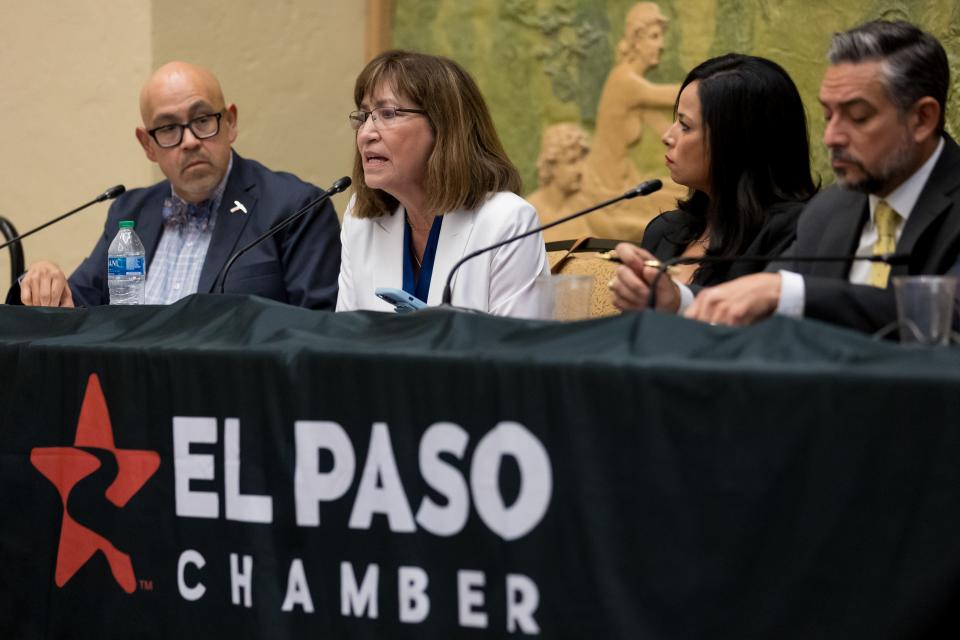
left=866, top=200, right=900, bottom=288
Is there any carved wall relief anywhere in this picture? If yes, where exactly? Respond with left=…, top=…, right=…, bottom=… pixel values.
left=531, top=2, right=687, bottom=241
left=528, top=123, right=592, bottom=243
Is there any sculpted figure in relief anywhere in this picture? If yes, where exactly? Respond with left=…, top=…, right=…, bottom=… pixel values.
left=528, top=123, right=592, bottom=243
left=568, top=2, right=686, bottom=241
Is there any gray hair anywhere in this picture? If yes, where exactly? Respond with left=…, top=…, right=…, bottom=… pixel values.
left=828, top=20, right=949, bottom=133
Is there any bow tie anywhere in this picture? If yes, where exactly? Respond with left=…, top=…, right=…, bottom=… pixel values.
left=162, top=197, right=215, bottom=232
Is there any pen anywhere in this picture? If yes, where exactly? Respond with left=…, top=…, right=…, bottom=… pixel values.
left=602, top=252, right=680, bottom=281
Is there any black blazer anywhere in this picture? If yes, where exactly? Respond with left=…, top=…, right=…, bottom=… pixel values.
left=641, top=200, right=805, bottom=286
left=769, top=135, right=960, bottom=333
left=64, top=152, right=342, bottom=309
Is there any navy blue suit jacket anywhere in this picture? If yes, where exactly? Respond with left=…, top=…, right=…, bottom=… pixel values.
left=66, top=152, right=340, bottom=309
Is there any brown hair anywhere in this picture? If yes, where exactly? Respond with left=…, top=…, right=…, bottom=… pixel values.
left=350, top=50, right=522, bottom=219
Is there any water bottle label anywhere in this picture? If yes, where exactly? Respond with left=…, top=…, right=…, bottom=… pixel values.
left=108, top=256, right=145, bottom=276
left=127, top=256, right=145, bottom=276
left=108, top=257, right=125, bottom=276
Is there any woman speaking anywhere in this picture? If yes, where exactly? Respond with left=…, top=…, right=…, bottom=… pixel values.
left=336, top=50, right=549, bottom=316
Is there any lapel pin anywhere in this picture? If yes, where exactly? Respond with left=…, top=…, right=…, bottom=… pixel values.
left=230, top=200, right=248, bottom=214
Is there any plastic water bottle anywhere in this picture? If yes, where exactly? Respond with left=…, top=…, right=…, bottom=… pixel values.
left=107, top=220, right=146, bottom=305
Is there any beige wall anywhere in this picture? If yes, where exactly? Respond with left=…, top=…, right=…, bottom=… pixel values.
left=150, top=1, right=366, bottom=205
left=0, top=1, right=153, bottom=294
left=0, top=0, right=367, bottom=295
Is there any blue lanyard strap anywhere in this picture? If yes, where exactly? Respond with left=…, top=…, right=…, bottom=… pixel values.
left=402, top=213, right=443, bottom=302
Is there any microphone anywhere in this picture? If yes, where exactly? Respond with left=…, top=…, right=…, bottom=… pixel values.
left=645, top=251, right=910, bottom=309
left=441, top=179, right=663, bottom=305
left=0, top=185, right=126, bottom=252
left=216, top=176, right=351, bottom=294
left=97, top=185, right=127, bottom=202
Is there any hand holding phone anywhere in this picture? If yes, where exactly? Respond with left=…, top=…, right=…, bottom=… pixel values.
left=375, top=287, right=427, bottom=313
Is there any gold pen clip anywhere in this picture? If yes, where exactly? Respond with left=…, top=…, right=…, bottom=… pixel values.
left=599, top=253, right=679, bottom=275
left=598, top=250, right=621, bottom=263
left=644, top=259, right=680, bottom=275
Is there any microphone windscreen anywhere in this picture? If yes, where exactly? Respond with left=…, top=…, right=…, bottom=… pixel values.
left=625, top=179, right=662, bottom=199
left=100, top=185, right=126, bottom=201
left=639, top=179, right=662, bottom=195
left=329, top=177, right=352, bottom=195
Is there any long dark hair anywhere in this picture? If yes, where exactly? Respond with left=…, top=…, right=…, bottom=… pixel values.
left=673, top=54, right=816, bottom=283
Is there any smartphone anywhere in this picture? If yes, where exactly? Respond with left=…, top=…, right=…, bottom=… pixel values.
left=375, top=287, right=427, bottom=313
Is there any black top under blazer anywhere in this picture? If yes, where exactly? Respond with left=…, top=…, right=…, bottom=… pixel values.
left=641, top=200, right=806, bottom=287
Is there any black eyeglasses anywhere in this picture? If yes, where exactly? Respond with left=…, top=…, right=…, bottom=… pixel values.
left=147, top=112, right=224, bottom=148
left=349, top=107, right=427, bottom=131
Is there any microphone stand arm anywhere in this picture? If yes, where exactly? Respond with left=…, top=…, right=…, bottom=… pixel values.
left=216, top=190, right=334, bottom=295
left=441, top=188, right=648, bottom=306
left=0, top=192, right=117, bottom=252
left=645, top=253, right=907, bottom=310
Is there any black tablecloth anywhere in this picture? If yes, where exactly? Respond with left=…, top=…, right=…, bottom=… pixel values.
left=2, top=295, right=959, bottom=639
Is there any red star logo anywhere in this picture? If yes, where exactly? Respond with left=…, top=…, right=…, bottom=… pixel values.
left=30, top=373, right=160, bottom=593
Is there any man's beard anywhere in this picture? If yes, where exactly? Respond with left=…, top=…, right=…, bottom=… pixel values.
left=830, top=130, right=916, bottom=195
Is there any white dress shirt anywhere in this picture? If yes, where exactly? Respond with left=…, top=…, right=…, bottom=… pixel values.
left=144, top=155, right=234, bottom=305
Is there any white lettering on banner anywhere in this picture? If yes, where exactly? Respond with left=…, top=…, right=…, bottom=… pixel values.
left=341, top=562, right=379, bottom=619
left=458, top=570, right=488, bottom=629
left=348, top=423, right=416, bottom=532
left=294, top=420, right=356, bottom=526
left=173, top=417, right=553, bottom=541
left=415, top=422, right=470, bottom=537
left=230, top=553, right=254, bottom=608
left=224, top=418, right=273, bottom=523
left=173, top=417, right=219, bottom=518
left=398, top=566, right=430, bottom=624
left=177, top=549, right=207, bottom=601
left=471, top=422, right=553, bottom=541
left=506, top=574, right=541, bottom=634
left=170, top=417, right=549, bottom=632
left=281, top=559, right=315, bottom=613
left=176, top=553, right=540, bottom=634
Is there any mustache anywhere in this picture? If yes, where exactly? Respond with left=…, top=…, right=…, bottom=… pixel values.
left=829, top=148, right=864, bottom=167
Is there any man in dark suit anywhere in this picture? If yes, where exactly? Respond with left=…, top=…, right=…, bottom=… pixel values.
left=684, top=20, right=958, bottom=333
left=14, top=61, right=340, bottom=309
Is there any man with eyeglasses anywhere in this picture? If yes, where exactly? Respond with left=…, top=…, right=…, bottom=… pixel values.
left=14, top=61, right=340, bottom=309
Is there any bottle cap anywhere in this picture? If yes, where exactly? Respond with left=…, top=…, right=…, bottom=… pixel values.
left=119, top=220, right=135, bottom=229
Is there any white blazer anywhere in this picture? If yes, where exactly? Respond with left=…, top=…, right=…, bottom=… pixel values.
left=336, top=191, right=550, bottom=317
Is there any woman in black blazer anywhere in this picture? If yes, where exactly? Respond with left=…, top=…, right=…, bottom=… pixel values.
left=610, top=54, right=817, bottom=308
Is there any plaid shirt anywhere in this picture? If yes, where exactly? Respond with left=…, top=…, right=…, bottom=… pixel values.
left=144, top=156, right=233, bottom=305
